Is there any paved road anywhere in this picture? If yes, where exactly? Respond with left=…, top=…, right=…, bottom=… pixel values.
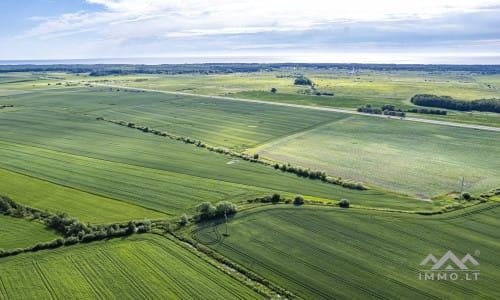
left=85, top=81, right=500, bottom=133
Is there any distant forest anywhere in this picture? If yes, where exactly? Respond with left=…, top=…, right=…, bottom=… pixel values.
left=411, top=94, right=500, bottom=113
left=1, top=63, right=500, bottom=76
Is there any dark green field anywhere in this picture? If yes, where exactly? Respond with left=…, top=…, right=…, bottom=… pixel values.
left=0, top=234, right=264, bottom=299
left=192, top=204, right=500, bottom=299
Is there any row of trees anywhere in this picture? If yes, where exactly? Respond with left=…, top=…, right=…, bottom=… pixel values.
left=411, top=94, right=500, bottom=113
left=2, top=63, right=500, bottom=76
left=0, top=195, right=151, bottom=257
left=357, top=104, right=406, bottom=117
left=0, top=104, right=13, bottom=109
left=247, top=194, right=306, bottom=205
left=406, top=108, right=447, bottom=115
left=274, top=163, right=367, bottom=190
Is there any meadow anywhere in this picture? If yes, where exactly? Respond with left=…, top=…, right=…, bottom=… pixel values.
left=0, top=215, right=59, bottom=250
left=0, top=234, right=264, bottom=299
left=192, top=204, right=500, bottom=299
left=255, top=115, right=500, bottom=197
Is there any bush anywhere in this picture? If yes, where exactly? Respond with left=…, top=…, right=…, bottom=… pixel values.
left=462, top=192, right=472, bottom=201
left=179, top=214, right=189, bottom=226
left=294, top=77, right=313, bottom=86
left=293, top=195, right=305, bottom=206
left=339, top=199, right=350, bottom=208
left=271, top=193, right=281, bottom=204
left=215, top=201, right=237, bottom=216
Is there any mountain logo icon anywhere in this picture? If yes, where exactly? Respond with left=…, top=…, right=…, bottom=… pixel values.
left=420, top=250, right=479, bottom=270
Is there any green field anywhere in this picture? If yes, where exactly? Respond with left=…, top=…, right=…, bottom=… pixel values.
left=74, top=70, right=500, bottom=127
left=192, top=204, right=500, bottom=299
left=255, top=115, right=500, bottom=197
left=0, top=234, right=263, bottom=299
left=1, top=69, right=499, bottom=299
left=0, top=215, right=59, bottom=250
left=0, top=168, right=167, bottom=224
left=0, top=88, right=431, bottom=214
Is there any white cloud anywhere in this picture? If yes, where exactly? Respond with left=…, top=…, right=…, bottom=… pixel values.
left=7, top=0, right=498, bottom=61
left=24, top=0, right=500, bottom=39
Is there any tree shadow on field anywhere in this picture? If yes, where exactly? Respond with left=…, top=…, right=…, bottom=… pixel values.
left=191, top=215, right=235, bottom=246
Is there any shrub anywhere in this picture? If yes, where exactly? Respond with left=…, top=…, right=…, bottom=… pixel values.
left=293, top=195, right=305, bottom=206
left=462, top=192, right=472, bottom=201
left=179, top=214, right=189, bottom=226
left=271, top=193, right=281, bottom=204
left=339, top=199, right=350, bottom=208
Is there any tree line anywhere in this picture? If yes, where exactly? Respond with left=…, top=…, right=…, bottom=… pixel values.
left=0, top=195, right=151, bottom=258
left=357, top=104, right=406, bottom=117
left=2, top=63, right=500, bottom=75
left=411, top=94, right=500, bottom=113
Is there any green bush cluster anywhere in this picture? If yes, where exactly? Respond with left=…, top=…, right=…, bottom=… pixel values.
left=193, top=201, right=237, bottom=222
left=357, top=104, right=406, bottom=117
left=294, top=76, right=313, bottom=86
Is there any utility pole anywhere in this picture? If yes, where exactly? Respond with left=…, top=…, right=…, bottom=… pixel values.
left=459, top=177, right=465, bottom=200
left=224, top=206, right=228, bottom=236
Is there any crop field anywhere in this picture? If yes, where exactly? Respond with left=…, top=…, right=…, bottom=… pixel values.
left=255, top=115, right=500, bottom=197
left=0, top=168, right=166, bottom=224
left=0, top=215, right=59, bottom=250
left=0, top=234, right=263, bottom=299
left=0, top=68, right=498, bottom=299
left=192, top=204, right=500, bottom=299
left=75, top=70, right=500, bottom=127
left=0, top=87, right=431, bottom=213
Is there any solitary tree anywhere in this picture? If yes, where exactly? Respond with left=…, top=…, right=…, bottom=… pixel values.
left=270, top=87, right=277, bottom=93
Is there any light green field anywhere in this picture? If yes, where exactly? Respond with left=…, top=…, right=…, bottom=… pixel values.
left=72, top=70, right=500, bottom=127
left=0, top=88, right=430, bottom=213
left=0, top=215, right=59, bottom=250
left=256, top=116, right=500, bottom=197
left=0, top=234, right=263, bottom=299
left=192, top=204, right=500, bottom=299
left=0, top=168, right=167, bottom=224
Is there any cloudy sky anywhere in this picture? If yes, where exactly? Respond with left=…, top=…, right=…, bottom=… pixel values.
left=1, top=0, right=499, bottom=63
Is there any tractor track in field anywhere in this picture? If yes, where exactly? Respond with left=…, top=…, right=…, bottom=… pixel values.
left=83, top=82, right=500, bottom=133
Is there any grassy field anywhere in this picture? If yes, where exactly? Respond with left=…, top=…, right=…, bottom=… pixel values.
left=1, top=70, right=498, bottom=299
left=72, top=70, right=500, bottom=127
left=0, top=88, right=431, bottom=214
left=0, top=234, right=264, bottom=299
left=0, top=215, right=59, bottom=250
left=192, top=204, right=500, bottom=299
left=0, top=168, right=167, bottom=224
left=255, top=115, right=500, bottom=197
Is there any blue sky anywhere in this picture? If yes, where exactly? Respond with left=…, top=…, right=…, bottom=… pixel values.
left=1, top=0, right=500, bottom=63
